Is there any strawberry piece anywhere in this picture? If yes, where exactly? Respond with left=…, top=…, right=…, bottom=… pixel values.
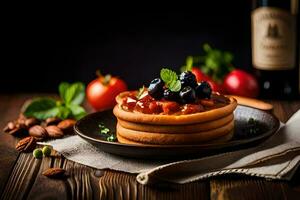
left=161, top=101, right=180, bottom=114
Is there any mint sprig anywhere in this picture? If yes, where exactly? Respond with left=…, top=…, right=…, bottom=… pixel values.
left=160, top=68, right=181, bottom=92
left=181, top=43, right=234, bottom=82
left=23, top=82, right=87, bottom=120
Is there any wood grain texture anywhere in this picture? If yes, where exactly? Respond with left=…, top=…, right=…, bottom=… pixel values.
left=0, top=94, right=35, bottom=194
left=99, top=170, right=209, bottom=200
left=210, top=176, right=299, bottom=200
left=1, top=152, right=42, bottom=200
left=0, top=95, right=300, bottom=200
left=209, top=101, right=300, bottom=200
left=26, top=151, right=101, bottom=200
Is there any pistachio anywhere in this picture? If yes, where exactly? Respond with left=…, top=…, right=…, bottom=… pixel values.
left=15, top=136, right=36, bottom=152
left=45, top=126, right=64, bottom=138
left=42, top=146, right=52, bottom=157
left=45, top=117, right=62, bottom=126
left=33, top=148, right=43, bottom=159
left=57, top=119, right=76, bottom=134
left=29, top=125, right=48, bottom=139
left=42, top=167, right=66, bottom=178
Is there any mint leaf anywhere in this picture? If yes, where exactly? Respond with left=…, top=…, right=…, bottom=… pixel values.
left=23, top=82, right=87, bottom=121
left=203, top=43, right=212, bottom=52
left=169, top=80, right=181, bottom=92
left=160, top=68, right=177, bottom=84
left=99, top=123, right=110, bottom=134
left=107, top=134, right=116, bottom=142
left=98, top=123, right=116, bottom=141
left=64, top=82, right=85, bottom=105
left=180, top=56, right=193, bottom=72
left=160, top=68, right=181, bottom=92
left=23, top=98, right=60, bottom=120
left=101, top=128, right=110, bottom=134
left=59, top=82, right=70, bottom=102
left=200, top=44, right=235, bottom=82
left=68, top=104, right=86, bottom=120
left=56, top=106, right=71, bottom=119
left=223, top=52, right=234, bottom=64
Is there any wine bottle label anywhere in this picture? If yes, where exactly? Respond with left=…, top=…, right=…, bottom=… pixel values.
left=252, top=7, right=296, bottom=70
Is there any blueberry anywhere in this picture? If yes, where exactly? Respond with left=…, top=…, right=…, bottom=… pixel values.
left=195, top=81, right=212, bottom=99
left=179, top=86, right=196, bottom=103
left=179, top=71, right=197, bottom=88
left=163, top=89, right=179, bottom=101
left=148, top=78, right=164, bottom=99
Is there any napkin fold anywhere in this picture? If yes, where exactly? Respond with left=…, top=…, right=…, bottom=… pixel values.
left=45, top=109, right=300, bottom=185
left=137, top=110, right=300, bottom=184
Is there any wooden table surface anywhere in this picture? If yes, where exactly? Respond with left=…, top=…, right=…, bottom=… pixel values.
left=1, top=94, right=300, bottom=200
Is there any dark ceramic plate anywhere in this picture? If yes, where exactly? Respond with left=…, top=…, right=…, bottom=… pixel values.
left=74, top=106, right=280, bottom=159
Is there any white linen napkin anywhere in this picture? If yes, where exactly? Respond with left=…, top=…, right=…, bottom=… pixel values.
left=136, top=110, right=300, bottom=185
left=44, top=109, right=300, bottom=185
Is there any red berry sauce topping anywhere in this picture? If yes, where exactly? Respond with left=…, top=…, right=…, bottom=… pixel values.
left=121, top=90, right=230, bottom=115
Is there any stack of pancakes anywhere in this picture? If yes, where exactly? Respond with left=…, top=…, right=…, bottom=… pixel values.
left=113, top=92, right=237, bottom=145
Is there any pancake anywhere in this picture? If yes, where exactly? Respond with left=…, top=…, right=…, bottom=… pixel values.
left=117, top=113, right=234, bottom=134
left=116, top=120, right=234, bottom=145
left=117, top=129, right=234, bottom=145
left=113, top=96, right=237, bottom=125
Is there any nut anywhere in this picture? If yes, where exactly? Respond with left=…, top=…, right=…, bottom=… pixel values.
left=33, top=137, right=44, bottom=141
left=45, top=126, right=64, bottom=138
left=16, top=123, right=27, bottom=129
left=3, top=121, right=16, bottom=132
left=42, top=146, right=52, bottom=156
left=45, top=117, right=61, bottom=126
left=42, top=167, right=65, bottom=178
left=8, top=123, right=27, bottom=136
left=29, top=125, right=48, bottom=139
left=57, top=119, right=76, bottom=134
left=25, top=117, right=39, bottom=128
left=15, top=136, right=36, bottom=152
left=19, top=113, right=26, bottom=120
left=33, top=148, right=43, bottom=159
left=17, top=117, right=26, bottom=126
left=8, top=127, right=23, bottom=136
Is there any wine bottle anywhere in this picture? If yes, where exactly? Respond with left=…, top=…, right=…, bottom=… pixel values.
left=251, top=0, right=299, bottom=99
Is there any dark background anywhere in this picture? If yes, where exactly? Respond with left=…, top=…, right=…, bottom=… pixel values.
left=2, top=2, right=253, bottom=93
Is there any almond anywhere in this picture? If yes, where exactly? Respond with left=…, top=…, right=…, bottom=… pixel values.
left=57, top=119, right=76, bottom=134
left=25, top=117, right=39, bottom=128
left=3, top=121, right=15, bottom=132
left=8, top=123, right=27, bottom=136
left=17, top=118, right=26, bottom=126
left=15, top=136, right=36, bottom=152
left=19, top=113, right=26, bottom=120
left=45, top=117, right=61, bottom=126
left=42, top=167, right=65, bottom=178
left=46, top=126, right=64, bottom=138
left=29, top=125, right=48, bottom=139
